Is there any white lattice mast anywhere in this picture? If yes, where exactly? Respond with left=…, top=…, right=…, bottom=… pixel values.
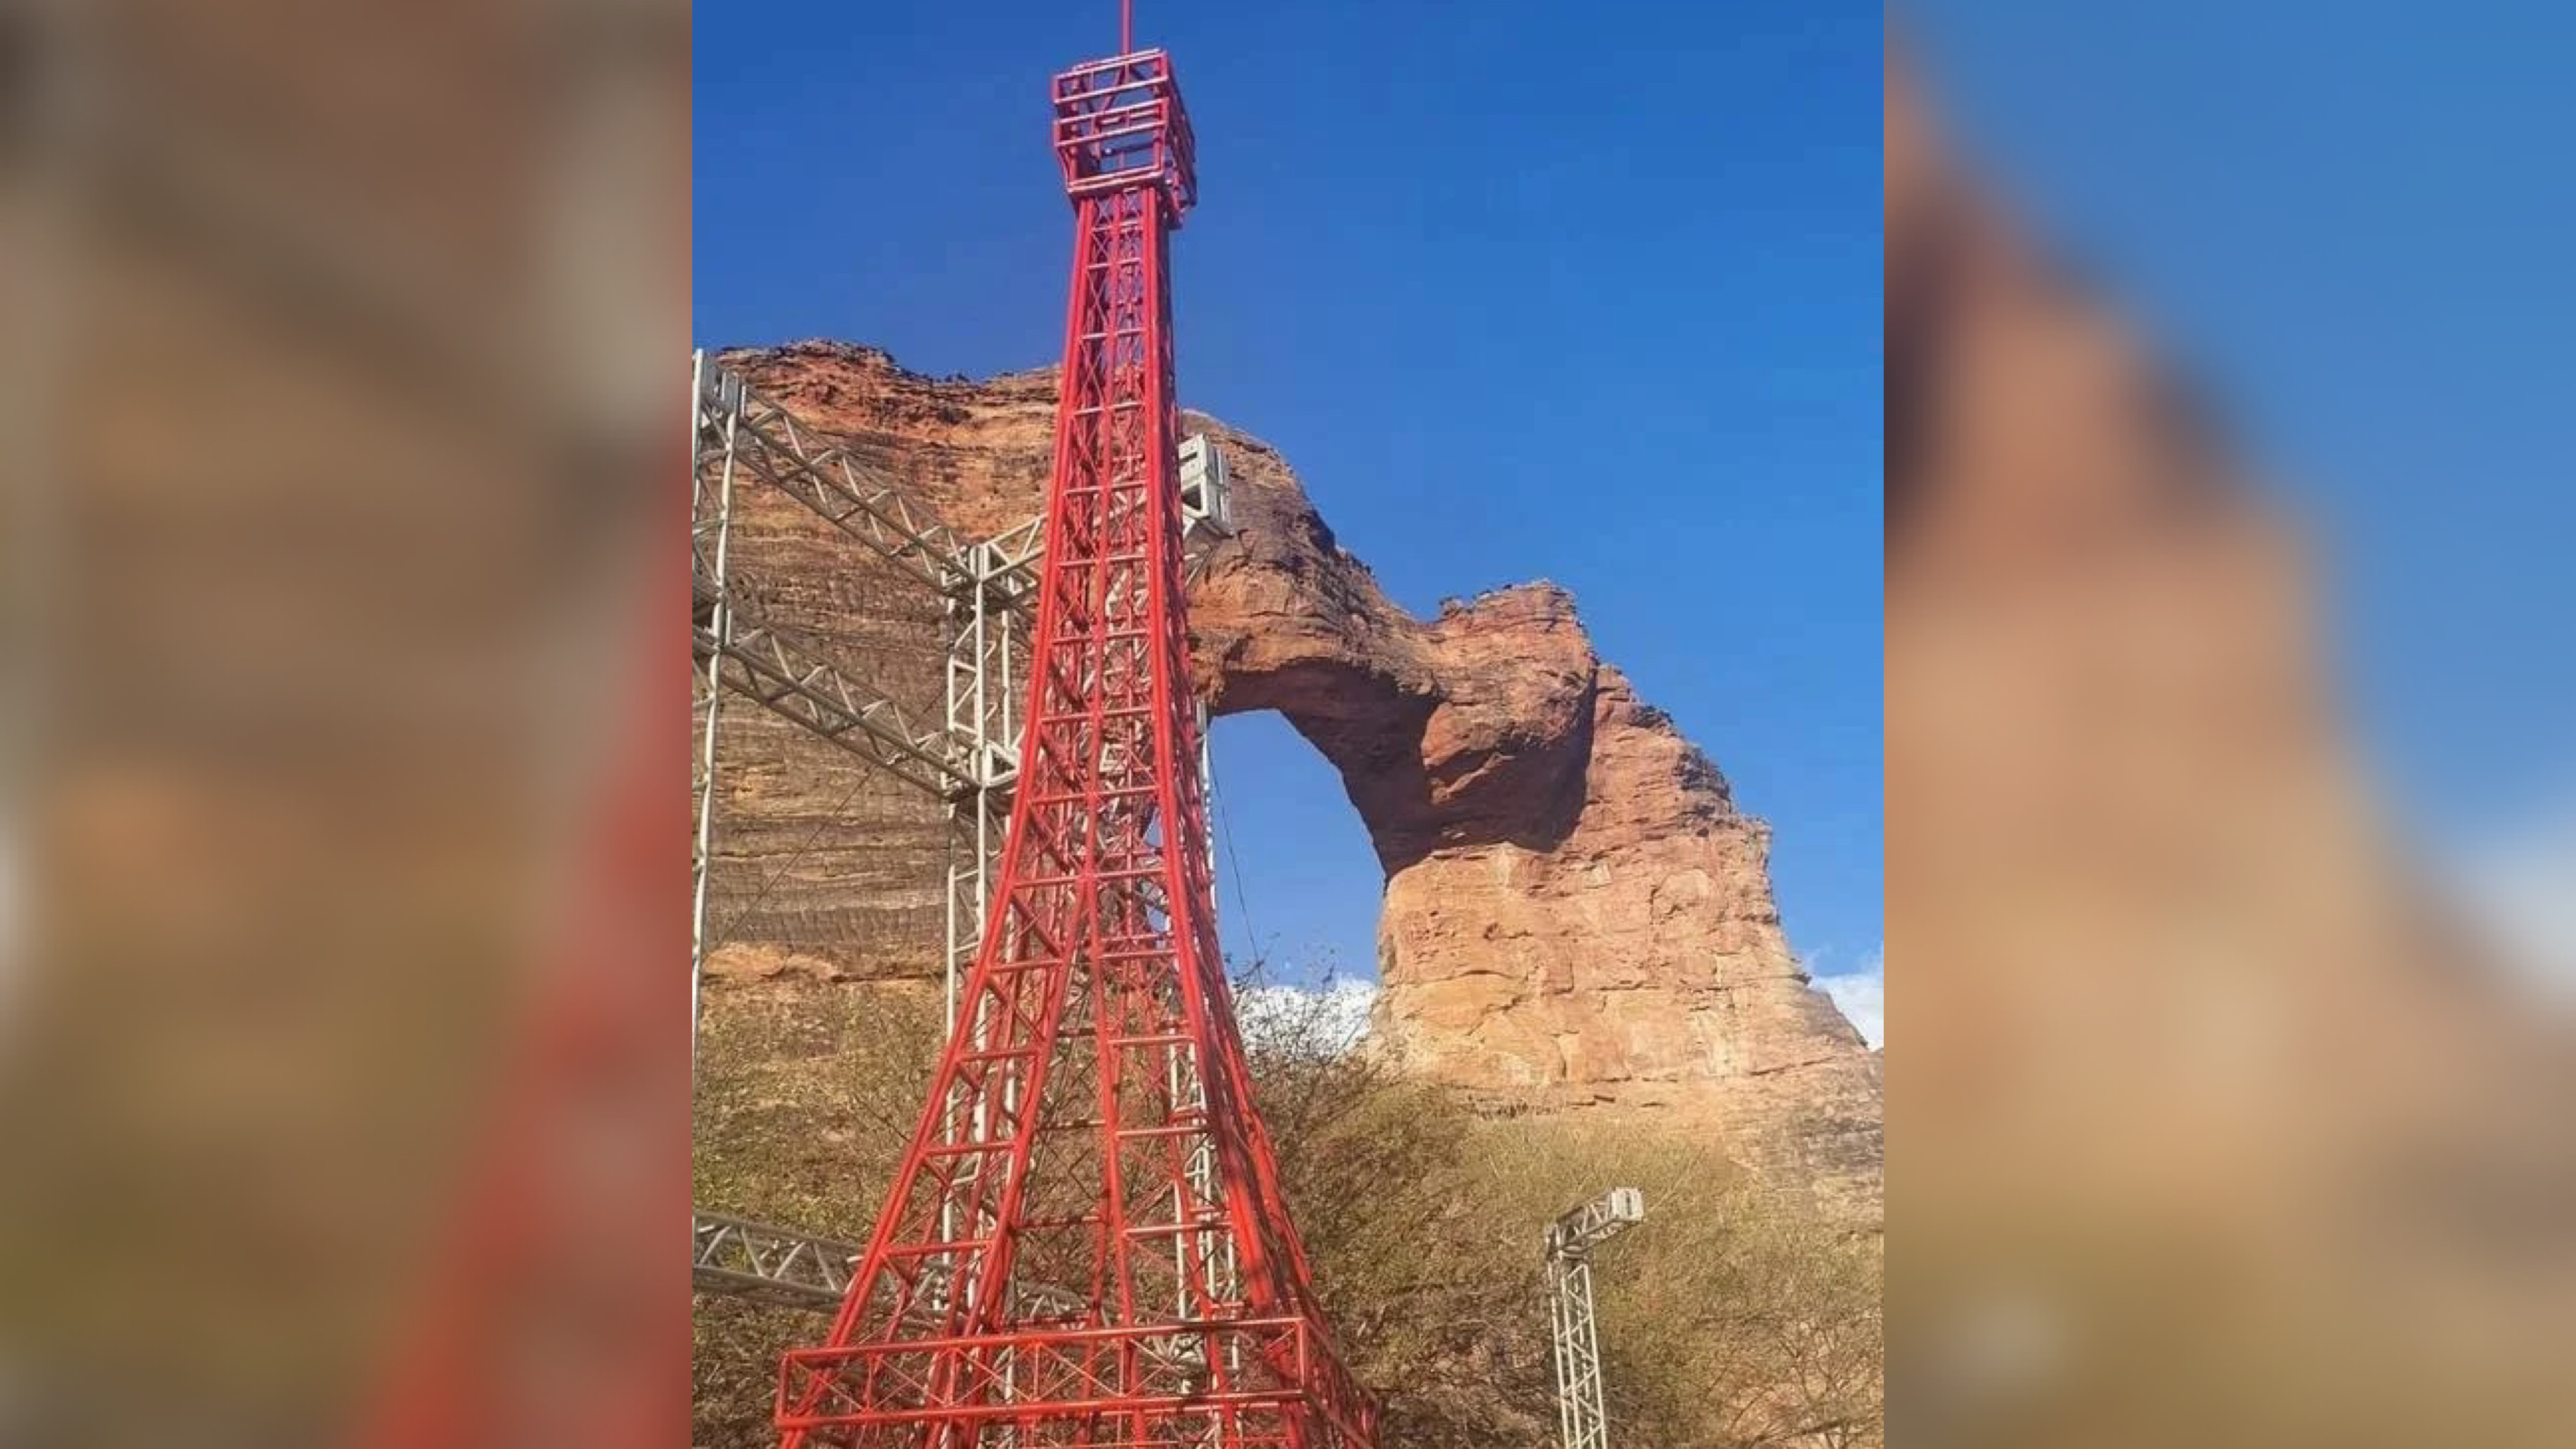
left=937, top=527, right=1040, bottom=1028
left=1546, top=1187, right=1646, bottom=1449
left=690, top=351, right=743, bottom=1060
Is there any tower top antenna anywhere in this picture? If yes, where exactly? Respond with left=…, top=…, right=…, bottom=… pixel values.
left=1122, top=1, right=1134, bottom=53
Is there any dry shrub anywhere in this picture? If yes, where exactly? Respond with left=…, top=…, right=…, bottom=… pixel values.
left=1247, top=983, right=1885, bottom=1449
left=692, top=985, right=943, bottom=1449
left=692, top=977, right=1882, bottom=1448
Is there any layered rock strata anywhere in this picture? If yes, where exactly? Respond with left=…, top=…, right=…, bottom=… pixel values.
left=702, top=341, right=1882, bottom=1209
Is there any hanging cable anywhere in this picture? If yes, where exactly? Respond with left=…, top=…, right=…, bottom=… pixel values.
left=1208, top=745, right=1266, bottom=977
left=704, top=769, right=874, bottom=959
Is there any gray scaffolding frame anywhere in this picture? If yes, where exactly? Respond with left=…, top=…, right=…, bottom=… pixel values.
left=1546, top=1187, right=1646, bottom=1449
left=688, top=352, right=1034, bottom=1034
left=687, top=352, right=1233, bottom=1316
left=688, top=352, right=1035, bottom=1311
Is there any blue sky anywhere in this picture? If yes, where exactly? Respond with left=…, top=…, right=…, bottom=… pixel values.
left=696, top=2, right=1885, bottom=989
left=1915, top=3, right=2576, bottom=867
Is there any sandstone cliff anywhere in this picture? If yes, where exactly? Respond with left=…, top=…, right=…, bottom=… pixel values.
left=702, top=341, right=1882, bottom=1210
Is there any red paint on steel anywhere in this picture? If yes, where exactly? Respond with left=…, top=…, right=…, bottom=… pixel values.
left=772, top=48, right=1379, bottom=1449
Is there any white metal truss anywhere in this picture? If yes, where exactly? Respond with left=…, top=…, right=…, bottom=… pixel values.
left=694, top=356, right=1038, bottom=602
left=688, top=354, right=1041, bottom=1325
left=692, top=1209, right=1091, bottom=1326
left=690, top=355, right=1236, bottom=1031
left=693, top=1210, right=865, bottom=1311
left=691, top=353, right=740, bottom=1060
left=690, top=352, right=1035, bottom=1021
left=938, top=525, right=1038, bottom=1025
left=694, top=580, right=981, bottom=801
left=1546, top=1187, right=1646, bottom=1449
left=688, top=354, right=1244, bottom=1332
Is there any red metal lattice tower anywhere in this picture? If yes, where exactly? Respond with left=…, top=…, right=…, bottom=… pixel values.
left=772, top=42, right=1379, bottom=1449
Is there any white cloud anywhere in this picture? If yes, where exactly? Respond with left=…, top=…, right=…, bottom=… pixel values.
left=1229, top=956, right=1891, bottom=1060
left=2450, top=800, right=2576, bottom=999
left=1232, top=978, right=1378, bottom=1056
left=1815, top=949, right=1884, bottom=1049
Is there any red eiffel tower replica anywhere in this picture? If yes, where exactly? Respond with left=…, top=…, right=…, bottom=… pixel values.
left=772, top=28, right=1380, bottom=1449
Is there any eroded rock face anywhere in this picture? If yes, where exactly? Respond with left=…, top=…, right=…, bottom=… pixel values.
left=706, top=341, right=1882, bottom=1210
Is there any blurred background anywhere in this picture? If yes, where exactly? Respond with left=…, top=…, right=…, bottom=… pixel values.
left=1894, top=5, right=2576, bottom=1444
left=1, top=0, right=690, bottom=1443
left=1911, top=0, right=2576, bottom=981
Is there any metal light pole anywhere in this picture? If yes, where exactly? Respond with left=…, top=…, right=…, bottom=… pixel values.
left=1546, top=1187, right=1646, bottom=1449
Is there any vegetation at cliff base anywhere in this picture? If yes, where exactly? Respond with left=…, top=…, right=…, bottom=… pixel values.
left=692, top=984, right=1882, bottom=1448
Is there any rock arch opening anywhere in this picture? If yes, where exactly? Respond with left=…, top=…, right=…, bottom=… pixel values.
left=1204, top=710, right=1383, bottom=987
left=710, top=343, right=1881, bottom=1210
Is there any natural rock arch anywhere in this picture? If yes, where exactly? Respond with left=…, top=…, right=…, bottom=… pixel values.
left=718, top=343, right=1882, bottom=1211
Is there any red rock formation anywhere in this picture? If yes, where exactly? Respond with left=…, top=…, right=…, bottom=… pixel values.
left=706, top=341, right=1882, bottom=1210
